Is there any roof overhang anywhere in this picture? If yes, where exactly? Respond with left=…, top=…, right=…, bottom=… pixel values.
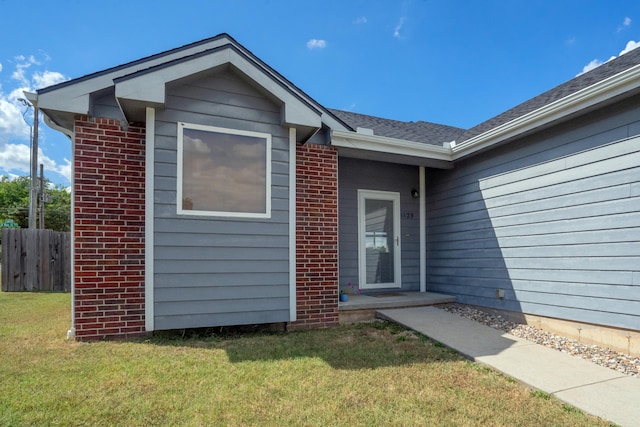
left=330, top=61, right=640, bottom=167
left=34, top=35, right=235, bottom=132
left=29, top=34, right=640, bottom=164
left=451, top=62, right=640, bottom=160
left=113, top=45, right=322, bottom=141
left=31, top=34, right=345, bottom=143
left=331, top=129, right=454, bottom=169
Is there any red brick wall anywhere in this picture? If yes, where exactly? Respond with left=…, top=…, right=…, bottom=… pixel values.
left=73, top=116, right=146, bottom=340
left=290, top=143, right=339, bottom=330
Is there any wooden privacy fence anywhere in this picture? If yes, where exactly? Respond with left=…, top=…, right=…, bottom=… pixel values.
left=1, top=228, right=71, bottom=292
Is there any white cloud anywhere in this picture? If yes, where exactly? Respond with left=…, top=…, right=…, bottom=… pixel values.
left=353, top=16, right=367, bottom=25
left=0, top=143, right=31, bottom=172
left=33, top=70, right=66, bottom=89
left=39, top=148, right=72, bottom=182
left=619, top=39, right=640, bottom=56
left=578, top=59, right=604, bottom=75
left=394, top=17, right=406, bottom=38
left=306, top=39, right=327, bottom=50
left=576, top=40, right=639, bottom=76
left=618, top=17, right=632, bottom=32
left=0, top=59, right=68, bottom=146
left=0, top=142, right=72, bottom=183
left=0, top=93, right=31, bottom=143
left=11, top=55, right=40, bottom=86
left=0, top=120, right=72, bottom=183
left=0, top=53, right=71, bottom=184
left=55, top=159, right=72, bottom=183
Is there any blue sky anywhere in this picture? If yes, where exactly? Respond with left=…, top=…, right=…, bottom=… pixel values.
left=1, top=0, right=639, bottom=186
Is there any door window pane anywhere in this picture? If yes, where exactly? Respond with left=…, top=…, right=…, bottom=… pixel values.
left=365, top=199, right=395, bottom=283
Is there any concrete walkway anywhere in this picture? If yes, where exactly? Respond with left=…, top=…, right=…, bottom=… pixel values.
left=378, top=306, right=640, bottom=427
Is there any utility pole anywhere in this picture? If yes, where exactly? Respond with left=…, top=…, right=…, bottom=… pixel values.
left=39, top=163, right=44, bottom=229
left=29, top=105, right=39, bottom=229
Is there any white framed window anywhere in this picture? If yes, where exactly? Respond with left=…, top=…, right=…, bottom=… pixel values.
left=176, top=122, right=271, bottom=218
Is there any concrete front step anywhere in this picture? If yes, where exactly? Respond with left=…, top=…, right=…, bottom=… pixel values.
left=339, top=291, right=455, bottom=324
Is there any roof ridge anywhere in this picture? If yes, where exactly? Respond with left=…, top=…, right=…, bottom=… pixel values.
left=328, top=108, right=465, bottom=131
left=458, top=45, right=640, bottom=143
left=38, top=34, right=232, bottom=94
left=328, top=108, right=465, bottom=146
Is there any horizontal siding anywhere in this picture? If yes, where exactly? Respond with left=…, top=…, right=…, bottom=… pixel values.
left=156, top=285, right=288, bottom=301
left=154, top=272, right=289, bottom=287
left=427, top=98, right=640, bottom=331
left=156, top=297, right=288, bottom=316
left=153, top=68, right=291, bottom=330
left=155, top=310, right=289, bottom=330
left=338, top=157, right=420, bottom=291
left=432, top=98, right=640, bottom=196
left=155, top=260, right=288, bottom=275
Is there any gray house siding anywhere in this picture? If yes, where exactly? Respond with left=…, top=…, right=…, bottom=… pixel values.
left=426, top=96, right=640, bottom=330
left=152, top=68, right=292, bottom=330
left=339, top=157, right=421, bottom=291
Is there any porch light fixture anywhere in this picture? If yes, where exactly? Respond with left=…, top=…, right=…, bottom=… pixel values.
left=411, top=188, right=419, bottom=199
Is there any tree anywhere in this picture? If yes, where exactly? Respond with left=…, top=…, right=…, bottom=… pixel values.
left=44, top=185, right=71, bottom=232
left=0, top=175, right=71, bottom=232
left=0, top=176, right=30, bottom=228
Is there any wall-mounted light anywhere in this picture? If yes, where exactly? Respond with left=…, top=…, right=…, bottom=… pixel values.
left=411, top=188, right=419, bottom=199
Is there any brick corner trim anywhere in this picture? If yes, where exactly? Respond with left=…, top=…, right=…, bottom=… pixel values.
left=73, top=116, right=146, bottom=340
left=290, top=143, right=339, bottom=330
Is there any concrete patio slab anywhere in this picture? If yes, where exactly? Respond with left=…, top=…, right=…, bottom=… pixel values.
left=339, top=291, right=455, bottom=324
left=340, top=291, right=455, bottom=311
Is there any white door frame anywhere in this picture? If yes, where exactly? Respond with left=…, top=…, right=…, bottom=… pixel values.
left=357, top=189, right=402, bottom=289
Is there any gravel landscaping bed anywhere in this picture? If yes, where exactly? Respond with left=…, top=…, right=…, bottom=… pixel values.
left=439, top=303, right=639, bottom=378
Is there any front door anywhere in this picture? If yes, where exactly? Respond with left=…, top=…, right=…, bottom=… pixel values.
left=358, top=190, right=401, bottom=289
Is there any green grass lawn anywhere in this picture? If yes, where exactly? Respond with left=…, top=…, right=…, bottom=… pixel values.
left=0, top=292, right=613, bottom=426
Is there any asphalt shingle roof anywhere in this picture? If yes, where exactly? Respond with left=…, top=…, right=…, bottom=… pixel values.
left=328, top=109, right=465, bottom=146
left=330, top=47, right=640, bottom=147
left=458, top=46, right=640, bottom=143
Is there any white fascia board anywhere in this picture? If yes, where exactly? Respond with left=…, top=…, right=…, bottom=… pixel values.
left=331, top=129, right=453, bottom=161
left=321, top=112, right=351, bottom=132
left=114, top=48, right=321, bottom=129
left=115, top=49, right=231, bottom=106
left=288, top=127, right=297, bottom=322
left=145, top=107, right=155, bottom=332
left=115, top=73, right=168, bottom=107
left=37, top=91, right=91, bottom=116
left=453, top=63, right=640, bottom=160
left=35, top=37, right=231, bottom=114
left=227, top=54, right=321, bottom=129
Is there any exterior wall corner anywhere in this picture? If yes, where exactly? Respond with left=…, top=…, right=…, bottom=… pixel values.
left=73, top=115, right=146, bottom=340
left=289, top=143, right=339, bottom=330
